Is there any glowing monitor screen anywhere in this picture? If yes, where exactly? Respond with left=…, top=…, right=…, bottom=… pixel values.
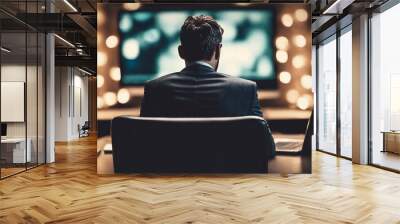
left=118, top=5, right=276, bottom=88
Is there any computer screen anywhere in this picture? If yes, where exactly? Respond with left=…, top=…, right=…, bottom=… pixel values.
left=118, top=4, right=277, bottom=89
left=1, top=123, right=7, bottom=137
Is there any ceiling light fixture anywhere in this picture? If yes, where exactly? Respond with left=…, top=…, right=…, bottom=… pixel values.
left=63, top=0, right=78, bottom=12
left=78, top=67, right=93, bottom=76
left=54, top=34, right=75, bottom=48
left=323, top=0, right=355, bottom=15
left=1, top=47, right=11, bottom=53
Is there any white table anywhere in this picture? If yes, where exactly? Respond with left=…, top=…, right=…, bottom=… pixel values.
left=1, top=138, right=31, bottom=163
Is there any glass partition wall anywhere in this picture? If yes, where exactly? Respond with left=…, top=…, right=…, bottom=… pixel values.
left=316, top=26, right=352, bottom=159
left=339, top=28, right=352, bottom=159
left=0, top=1, right=46, bottom=179
left=370, top=3, right=400, bottom=171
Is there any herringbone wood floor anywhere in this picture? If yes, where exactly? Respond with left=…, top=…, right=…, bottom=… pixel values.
left=1, top=136, right=400, bottom=224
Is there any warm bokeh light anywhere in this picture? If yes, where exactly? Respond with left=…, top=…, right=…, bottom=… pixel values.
left=98, top=52, right=107, bottom=67
left=103, top=92, right=117, bottom=106
left=110, top=67, right=121, bottom=81
left=297, top=95, right=310, bottom=110
left=292, top=55, right=306, bottom=68
left=97, top=96, right=104, bottom=109
left=276, top=50, right=288, bottom=63
left=97, top=74, right=104, bottom=88
left=286, top=89, right=299, bottom=104
left=301, top=74, right=313, bottom=89
left=98, top=10, right=105, bottom=26
left=295, top=9, right=308, bottom=22
left=105, top=35, right=119, bottom=48
left=279, top=71, right=292, bottom=84
left=123, top=3, right=141, bottom=11
left=281, top=14, right=293, bottom=27
left=275, top=36, right=289, bottom=50
left=117, top=88, right=131, bottom=104
left=293, top=35, right=307, bottom=48
left=97, top=33, right=103, bottom=46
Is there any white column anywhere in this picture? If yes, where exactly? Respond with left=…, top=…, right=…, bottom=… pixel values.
left=45, top=0, right=56, bottom=163
left=352, top=14, right=369, bottom=164
left=46, top=32, right=55, bottom=163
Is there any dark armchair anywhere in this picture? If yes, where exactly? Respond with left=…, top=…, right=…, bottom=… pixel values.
left=111, top=116, right=276, bottom=173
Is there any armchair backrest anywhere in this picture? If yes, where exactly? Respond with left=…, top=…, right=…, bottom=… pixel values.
left=112, top=116, right=275, bottom=173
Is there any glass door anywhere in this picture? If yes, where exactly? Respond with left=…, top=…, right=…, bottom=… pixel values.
left=317, top=35, right=337, bottom=154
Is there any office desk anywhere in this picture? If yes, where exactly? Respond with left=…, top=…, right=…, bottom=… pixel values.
left=1, top=138, right=31, bottom=163
left=97, top=135, right=309, bottom=175
left=382, top=131, right=400, bottom=154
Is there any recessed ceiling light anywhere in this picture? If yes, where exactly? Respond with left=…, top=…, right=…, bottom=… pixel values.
left=63, top=0, right=78, bottom=12
left=1, top=47, right=11, bottom=53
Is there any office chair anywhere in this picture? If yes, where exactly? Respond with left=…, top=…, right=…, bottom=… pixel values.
left=111, top=116, right=276, bottom=173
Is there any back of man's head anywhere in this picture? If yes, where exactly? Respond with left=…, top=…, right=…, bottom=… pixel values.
left=179, top=15, right=224, bottom=62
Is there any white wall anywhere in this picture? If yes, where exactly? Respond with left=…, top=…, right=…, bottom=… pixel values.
left=55, top=67, right=89, bottom=141
left=55, top=66, right=70, bottom=141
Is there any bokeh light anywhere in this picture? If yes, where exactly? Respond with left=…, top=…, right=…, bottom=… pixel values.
left=110, top=67, right=121, bottom=81
left=293, top=35, right=307, bottom=48
left=98, top=10, right=105, bottom=26
left=295, top=9, right=308, bottom=22
left=275, top=36, right=289, bottom=50
left=117, top=88, right=131, bottom=104
left=97, top=33, right=103, bottom=46
left=143, top=28, right=161, bottom=44
left=98, top=52, right=107, bottom=67
left=279, top=71, right=292, bottom=84
left=257, top=56, right=273, bottom=77
left=297, top=95, right=310, bottom=110
left=157, top=13, right=189, bottom=37
left=292, top=55, right=306, bottom=68
left=218, top=21, right=237, bottom=41
left=281, top=14, right=293, bottom=27
left=301, top=74, right=313, bottom=89
left=276, top=50, right=288, bottom=63
left=105, top=35, right=119, bottom=48
left=119, top=14, right=133, bottom=33
left=286, top=89, right=300, bottom=104
left=103, top=92, right=117, bottom=106
left=123, top=3, right=141, bottom=11
left=97, top=74, right=104, bottom=88
left=97, top=96, right=104, bottom=109
left=122, top=38, right=140, bottom=60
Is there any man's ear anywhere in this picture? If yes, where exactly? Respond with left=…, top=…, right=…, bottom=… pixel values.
left=178, top=45, right=185, bottom=60
left=215, top=44, right=222, bottom=60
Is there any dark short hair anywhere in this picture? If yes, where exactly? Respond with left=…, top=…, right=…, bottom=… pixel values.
left=180, top=15, right=224, bottom=61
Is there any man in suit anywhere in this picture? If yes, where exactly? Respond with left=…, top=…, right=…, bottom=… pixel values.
left=140, top=15, right=263, bottom=118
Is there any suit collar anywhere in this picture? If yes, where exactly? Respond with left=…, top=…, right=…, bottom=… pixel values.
left=181, top=62, right=215, bottom=73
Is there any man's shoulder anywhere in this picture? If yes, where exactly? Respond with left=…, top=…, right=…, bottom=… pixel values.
left=215, top=72, right=257, bottom=88
left=144, top=72, right=180, bottom=87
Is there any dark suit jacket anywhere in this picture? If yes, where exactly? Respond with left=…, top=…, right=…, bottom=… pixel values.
left=140, top=63, right=263, bottom=118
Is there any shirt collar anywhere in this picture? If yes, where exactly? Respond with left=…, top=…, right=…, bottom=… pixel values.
left=186, top=61, right=214, bottom=70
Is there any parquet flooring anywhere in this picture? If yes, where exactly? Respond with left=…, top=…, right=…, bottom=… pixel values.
left=1, top=135, right=400, bottom=223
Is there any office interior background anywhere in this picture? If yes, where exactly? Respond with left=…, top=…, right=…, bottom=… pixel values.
left=0, top=0, right=97, bottom=179
left=0, top=0, right=400, bottom=222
